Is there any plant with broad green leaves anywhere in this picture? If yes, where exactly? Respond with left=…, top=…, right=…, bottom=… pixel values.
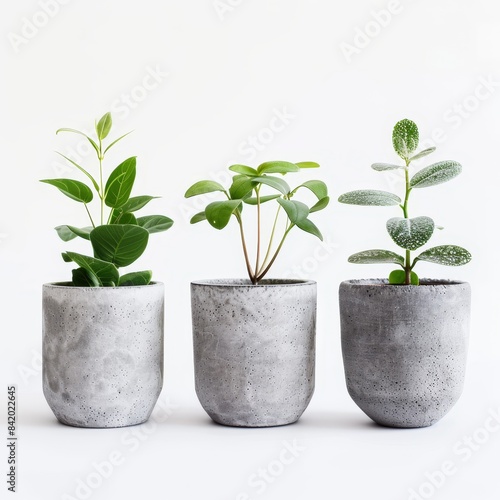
left=185, top=161, right=329, bottom=284
left=338, top=119, right=471, bottom=285
left=41, top=112, right=173, bottom=287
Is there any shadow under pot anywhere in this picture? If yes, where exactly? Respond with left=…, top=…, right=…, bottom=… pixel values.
left=339, top=279, right=471, bottom=428
left=42, top=282, right=164, bottom=428
left=191, top=279, right=317, bottom=427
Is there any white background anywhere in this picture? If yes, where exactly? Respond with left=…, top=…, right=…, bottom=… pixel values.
left=1, top=1, right=500, bottom=499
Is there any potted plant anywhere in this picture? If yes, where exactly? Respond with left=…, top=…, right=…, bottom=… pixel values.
left=185, top=161, right=329, bottom=427
left=338, top=119, right=471, bottom=428
left=41, top=112, right=173, bottom=428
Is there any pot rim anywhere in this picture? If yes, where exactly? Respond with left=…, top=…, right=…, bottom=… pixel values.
left=43, top=281, right=164, bottom=290
left=340, top=278, right=469, bottom=288
left=191, top=278, right=316, bottom=287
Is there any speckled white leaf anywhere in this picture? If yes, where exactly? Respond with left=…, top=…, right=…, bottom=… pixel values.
left=348, top=249, right=405, bottom=266
left=415, top=245, right=471, bottom=266
left=371, top=163, right=404, bottom=171
left=338, top=190, right=401, bottom=206
left=392, top=119, right=419, bottom=159
left=410, top=160, right=462, bottom=188
left=386, top=216, right=434, bottom=250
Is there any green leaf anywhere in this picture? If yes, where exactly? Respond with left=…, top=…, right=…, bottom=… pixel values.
left=61, top=252, right=72, bottom=263
left=117, top=195, right=159, bottom=213
left=65, top=252, right=119, bottom=287
left=414, top=245, right=472, bottom=266
left=136, top=215, right=174, bottom=234
left=111, top=212, right=137, bottom=225
left=389, top=269, right=419, bottom=285
left=276, top=199, right=309, bottom=224
left=371, top=163, right=404, bottom=171
left=229, top=175, right=256, bottom=200
left=190, top=211, right=207, bottom=224
left=55, top=152, right=100, bottom=192
left=295, top=218, right=323, bottom=240
left=310, top=196, right=330, bottom=213
left=257, top=161, right=300, bottom=174
left=244, top=194, right=281, bottom=205
left=119, top=270, right=153, bottom=286
left=410, top=160, right=462, bottom=189
left=56, top=128, right=100, bottom=157
left=296, top=162, right=320, bottom=169
left=104, top=157, right=136, bottom=208
left=40, top=178, right=93, bottom=204
left=72, top=267, right=99, bottom=287
left=409, top=147, right=436, bottom=162
left=55, top=225, right=92, bottom=242
left=96, top=112, right=112, bottom=141
left=229, top=164, right=258, bottom=176
left=185, top=180, right=226, bottom=198
left=253, top=176, right=290, bottom=195
left=205, top=200, right=242, bottom=229
left=386, top=216, right=434, bottom=250
left=348, top=249, right=405, bottom=266
left=90, top=224, right=149, bottom=267
left=103, top=131, right=133, bottom=155
left=338, top=190, right=401, bottom=206
left=295, top=180, right=328, bottom=200
left=392, top=119, right=419, bottom=160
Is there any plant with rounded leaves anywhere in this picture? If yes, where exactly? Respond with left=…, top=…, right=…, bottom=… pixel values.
left=339, top=119, right=471, bottom=285
left=185, top=161, right=329, bottom=284
left=41, top=112, right=173, bottom=287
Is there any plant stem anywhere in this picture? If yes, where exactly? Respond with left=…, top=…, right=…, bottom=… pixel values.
left=84, top=203, right=96, bottom=228
left=236, top=213, right=255, bottom=283
left=254, top=186, right=261, bottom=276
left=258, top=204, right=282, bottom=276
left=98, top=139, right=104, bottom=226
left=403, top=161, right=412, bottom=284
left=256, top=224, right=293, bottom=282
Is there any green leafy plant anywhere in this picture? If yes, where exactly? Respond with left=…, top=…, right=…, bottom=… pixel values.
left=41, top=112, right=173, bottom=287
left=338, top=119, right=471, bottom=285
left=185, top=161, right=329, bottom=284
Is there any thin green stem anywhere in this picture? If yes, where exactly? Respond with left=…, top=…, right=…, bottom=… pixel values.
left=256, top=224, right=293, bottom=282
left=254, top=186, right=261, bottom=275
left=98, top=139, right=104, bottom=225
left=403, top=160, right=412, bottom=284
left=84, top=203, right=96, bottom=228
left=258, top=204, right=282, bottom=275
left=236, top=213, right=255, bottom=283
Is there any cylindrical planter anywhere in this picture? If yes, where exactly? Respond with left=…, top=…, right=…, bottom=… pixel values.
left=339, top=279, right=471, bottom=428
left=191, top=279, right=316, bottom=427
left=42, top=282, right=164, bottom=428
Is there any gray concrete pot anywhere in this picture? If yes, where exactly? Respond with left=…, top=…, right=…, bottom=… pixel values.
left=339, top=279, right=471, bottom=428
left=191, top=279, right=316, bottom=427
left=42, top=282, right=164, bottom=428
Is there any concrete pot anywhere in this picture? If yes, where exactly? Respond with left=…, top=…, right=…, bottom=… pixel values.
left=191, top=279, right=316, bottom=427
left=339, top=279, right=471, bottom=428
left=42, top=282, right=164, bottom=428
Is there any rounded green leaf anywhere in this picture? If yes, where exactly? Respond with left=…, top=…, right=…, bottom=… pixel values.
left=117, top=195, right=159, bottom=213
left=393, top=119, right=419, bottom=159
left=253, top=176, right=291, bottom=195
left=229, top=175, right=256, bottom=200
left=371, top=163, right=404, bottom=171
left=65, top=252, right=119, bottom=287
left=112, top=212, right=137, bottom=225
left=90, top=224, right=149, bottom=268
left=296, top=162, right=320, bottom=169
left=257, top=161, right=300, bottom=174
left=190, top=211, right=207, bottom=224
left=40, top=178, right=93, bottom=203
left=338, top=190, right=401, bottom=206
left=104, top=157, right=136, bottom=208
left=295, top=218, right=323, bottom=240
left=205, top=200, right=242, bottom=229
left=296, top=180, right=328, bottom=200
left=185, top=180, right=226, bottom=198
left=244, top=194, right=281, bottom=205
left=229, top=164, right=258, bottom=176
left=118, top=270, right=153, bottom=286
left=276, top=199, right=309, bottom=224
left=414, top=245, right=471, bottom=266
left=136, top=215, right=174, bottom=234
left=309, top=196, right=330, bottom=213
left=386, top=216, right=434, bottom=250
left=410, top=160, right=462, bottom=189
left=72, top=267, right=100, bottom=287
left=409, top=147, right=436, bottom=162
left=55, top=225, right=92, bottom=242
left=96, top=112, right=112, bottom=140
left=348, top=250, right=404, bottom=266
left=389, top=269, right=419, bottom=285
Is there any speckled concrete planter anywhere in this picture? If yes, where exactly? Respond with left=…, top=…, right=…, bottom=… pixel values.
left=339, top=279, right=471, bottom=428
left=191, top=279, right=316, bottom=427
left=42, top=282, right=164, bottom=428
